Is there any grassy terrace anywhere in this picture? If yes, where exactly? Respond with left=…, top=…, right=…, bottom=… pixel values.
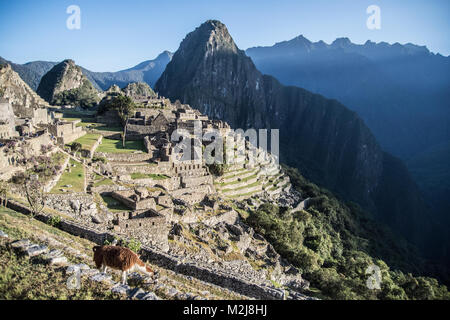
left=221, top=180, right=261, bottom=193
left=216, top=172, right=258, bottom=187
left=222, top=167, right=249, bottom=179
left=50, top=158, right=85, bottom=193
left=92, top=173, right=114, bottom=187
left=60, top=112, right=122, bottom=132
left=96, top=138, right=145, bottom=154
left=72, top=133, right=102, bottom=151
left=99, top=195, right=129, bottom=213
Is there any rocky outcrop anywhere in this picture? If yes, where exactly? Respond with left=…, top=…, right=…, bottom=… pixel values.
left=0, top=56, right=57, bottom=91
left=155, top=20, right=431, bottom=248
left=122, top=82, right=157, bottom=100
left=37, top=59, right=101, bottom=108
left=0, top=63, right=50, bottom=110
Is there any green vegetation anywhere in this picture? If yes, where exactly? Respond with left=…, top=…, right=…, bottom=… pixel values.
left=0, top=207, right=120, bottom=300
left=96, top=138, right=145, bottom=154
left=217, top=172, right=258, bottom=187
left=46, top=215, right=61, bottom=227
left=105, top=237, right=142, bottom=254
left=243, top=166, right=450, bottom=300
left=221, top=181, right=260, bottom=193
left=130, top=173, right=169, bottom=180
left=97, top=94, right=136, bottom=146
left=72, top=133, right=101, bottom=151
left=99, top=195, right=129, bottom=213
left=60, top=112, right=122, bottom=132
left=52, top=79, right=100, bottom=108
left=51, top=159, right=84, bottom=193
left=92, top=174, right=114, bottom=187
left=91, top=156, right=107, bottom=164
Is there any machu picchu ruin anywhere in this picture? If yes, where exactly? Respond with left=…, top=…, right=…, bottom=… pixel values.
left=2, top=8, right=449, bottom=304
left=0, top=61, right=313, bottom=301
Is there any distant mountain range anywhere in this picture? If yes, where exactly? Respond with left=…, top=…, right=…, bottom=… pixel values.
left=245, top=35, right=450, bottom=263
left=246, top=35, right=450, bottom=161
left=0, top=51, right=173, bottom=91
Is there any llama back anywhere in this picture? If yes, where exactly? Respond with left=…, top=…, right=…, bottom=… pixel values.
left=93, top=245, right=139, bottom=271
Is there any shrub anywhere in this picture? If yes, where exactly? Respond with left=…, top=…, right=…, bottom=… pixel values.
left=92, top=156, right=107, bottom=163
left=47, top=215, right=61, bottom=227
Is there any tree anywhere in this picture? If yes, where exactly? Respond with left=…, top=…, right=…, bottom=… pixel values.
left=10, top=141, right=59, bottom=218
left=70, top=142, right=82, bottom=154
left=0, top=180, right=8, bottom=207
left=24, top=175, right=46, bottom=218
left=109, top=95, right=135, bottom=147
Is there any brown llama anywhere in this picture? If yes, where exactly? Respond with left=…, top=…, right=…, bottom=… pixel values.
left=93, top=245, right=154, bottom=285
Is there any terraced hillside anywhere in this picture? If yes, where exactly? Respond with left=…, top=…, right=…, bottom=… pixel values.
left=214, top=137, right=293, bottom=202
left=0, top=206, right=247, bottom=300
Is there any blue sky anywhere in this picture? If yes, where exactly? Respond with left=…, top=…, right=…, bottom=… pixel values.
left=0, top=0, right=448, bottom=71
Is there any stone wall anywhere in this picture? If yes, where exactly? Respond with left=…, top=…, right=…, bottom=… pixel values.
left=95, top=151, right=152, bottom=163
left=115, top=209, right=167, bottom=246
left=45, top=192, right=95, bottom=217
left=81, top=135, right=102, bottom=158
left=112, top=161, right=173, bottom=176
left=1, top=198, right=288, bottom=300
left=44, top=155, right=70, bottom=192
left=171, top=184, right=213, bottom=198
left=49, top=121, right=85, bottom=145
left=181, top=175, right=213, bottom=188
left=27, top=132, right=52, bottom=154
left=111, top=191, right=157, bottom=211
left=143, top=136, right=151, bottom=153
left=125, top=176, right=180, bottom=191
left=96, top=110, right=121, bottom=126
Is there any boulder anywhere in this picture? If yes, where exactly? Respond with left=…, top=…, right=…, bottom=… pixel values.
left=111, top=284, right=131, bottom=296
left=10, top=239, right=31, bottom=250
left=25, top=244, right=49, bottom=257
left=89, top=273, right=113, bottom=285
left=140, top=292, right=160, bottom=300
left=69, top=199, right=80, bottom=212
left=66, top=263, right=90, bottom=274
left=91, top=213, right=103, bottom=224
left=42, top=249, right=68, bottom=266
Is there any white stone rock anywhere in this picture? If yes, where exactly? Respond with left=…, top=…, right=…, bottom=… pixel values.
left=81, top=268, right=99, bottom=276
left=89, top=273, right=113, bottom=285
left=51, top=256, right=68, bottom=266
left=10, top=239, right=31, bottom=249
left=0, top=230, right=8, bottom=238
left=66, top=263, right=90, bottom=274
left=111, top=284, right=131, bottom=296
left=69, top=199, right=80, bottom=212
left=25, top=244, right=48, bottom=257
left=140, top=292, right=160, bottom=300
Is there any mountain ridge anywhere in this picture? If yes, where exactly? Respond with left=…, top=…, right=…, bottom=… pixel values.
left=0, top=51, right=173, bottom=92
left=155, top=20, right=432, bottom=254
